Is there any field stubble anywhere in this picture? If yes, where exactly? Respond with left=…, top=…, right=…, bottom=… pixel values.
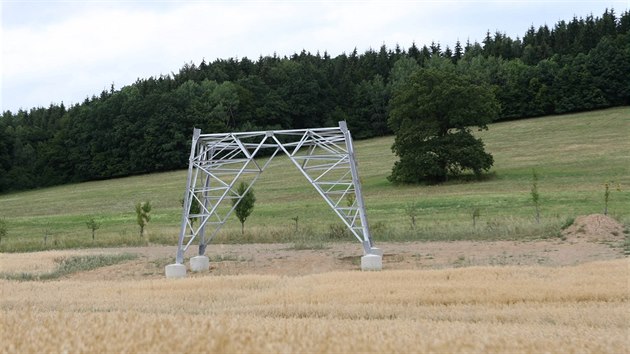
left=1, top=258, right=627, bottom=353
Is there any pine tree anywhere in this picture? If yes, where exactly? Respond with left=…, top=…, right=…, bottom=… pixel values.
left=444, top=46, right=454, bottom=63
left=454, top=40, right=463, bottom=62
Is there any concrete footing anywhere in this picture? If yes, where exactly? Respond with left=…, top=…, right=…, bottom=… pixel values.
left=165, top=263, right=187, bottom=278
left=361, top=254, right=382, bottom=271
left=190, top=255, right=210, bottom=272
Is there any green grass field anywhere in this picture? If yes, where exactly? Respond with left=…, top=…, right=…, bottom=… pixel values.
left=0, top=107, right=628, bottom=251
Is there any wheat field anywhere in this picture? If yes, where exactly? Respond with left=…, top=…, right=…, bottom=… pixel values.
left=1, top=258, right=628, bottom=353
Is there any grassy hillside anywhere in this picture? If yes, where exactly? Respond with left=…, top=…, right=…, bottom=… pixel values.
left=0, top=107, right=628, bottom=251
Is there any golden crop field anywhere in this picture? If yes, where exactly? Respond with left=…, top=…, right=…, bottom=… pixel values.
left=1, top=258, right=628, bottom=353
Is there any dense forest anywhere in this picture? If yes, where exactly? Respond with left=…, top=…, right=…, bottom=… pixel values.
left=1, top=9, right=628, bottom=193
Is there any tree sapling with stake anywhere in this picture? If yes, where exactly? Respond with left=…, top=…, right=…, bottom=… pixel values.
left=531, top=169, right=541, bottom=224
left=181, top=195, right=201, bottom=228
left=86, top=217, right=101, bottom=241
left=291, top=216, right=299, bottom=233
left=404, top=201, right=419, bottom=230
left=0, top=218, right=7, bottom=244
left=472, top=208, right=481, bottom=228
left=232, top=182, right=256, bottom=236
left=603, top=181, right=622, bottom=215
left=135, top=201, right=152, bottom=237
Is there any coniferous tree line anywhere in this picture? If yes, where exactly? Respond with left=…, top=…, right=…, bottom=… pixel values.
left=0, top=9, right=628, bottom=192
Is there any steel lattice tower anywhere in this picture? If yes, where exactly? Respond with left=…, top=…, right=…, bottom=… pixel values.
left=171, top=121, right=380, bottom=271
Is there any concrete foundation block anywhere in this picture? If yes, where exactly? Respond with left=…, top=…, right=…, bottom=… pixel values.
left=361, top=254, right=382, bottom=271
left=190, top=255, right=210, bottom=272
left=165, top=263, right=187, bottom=278
left=369, top=247, right=383, bottom=256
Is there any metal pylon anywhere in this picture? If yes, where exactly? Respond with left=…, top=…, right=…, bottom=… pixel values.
left=175, top=122, right=374, bottom=264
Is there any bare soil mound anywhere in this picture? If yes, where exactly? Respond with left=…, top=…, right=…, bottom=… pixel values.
left=562, top=214, right=625, bottom=242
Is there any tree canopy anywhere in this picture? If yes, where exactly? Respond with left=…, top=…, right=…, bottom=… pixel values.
left=0, top=8, right=628, bottom=193
left=388, top=65, right=499, bottom=183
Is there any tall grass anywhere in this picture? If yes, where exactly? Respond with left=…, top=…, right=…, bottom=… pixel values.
left=0, top=108, right=628, bottom=251
left=375, top=216, right=567, bottom=242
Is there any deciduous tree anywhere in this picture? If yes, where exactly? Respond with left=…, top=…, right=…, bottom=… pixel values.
left=388, top=64, right=499, bottom=183
left=232, top=182, right=256, bottom=236
left=86, top=217, right=101, bottom=241
left=135, top=201, right=152, bottom=238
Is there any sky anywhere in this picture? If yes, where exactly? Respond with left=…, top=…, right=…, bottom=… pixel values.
left=1, top=0, right=627, bottom=113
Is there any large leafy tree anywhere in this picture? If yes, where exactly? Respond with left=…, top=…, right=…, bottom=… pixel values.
left=388, top=65, right=499, bottom=183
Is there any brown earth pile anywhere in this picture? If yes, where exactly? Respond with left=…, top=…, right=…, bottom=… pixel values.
left=562, top=214, right=625, bottom=242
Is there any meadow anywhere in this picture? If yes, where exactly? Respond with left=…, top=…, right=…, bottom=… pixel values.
left=0, top=107, right=628, bottom=251
left=1, top=258, right=627, bottom=353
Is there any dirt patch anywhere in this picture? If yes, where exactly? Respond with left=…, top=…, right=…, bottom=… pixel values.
left=562, top=214, right=625, bottom=242
left=2, top=239, right=625, bottom=281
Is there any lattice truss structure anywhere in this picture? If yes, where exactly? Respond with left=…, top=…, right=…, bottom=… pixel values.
left=175, top=122, right=374, bottom=264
